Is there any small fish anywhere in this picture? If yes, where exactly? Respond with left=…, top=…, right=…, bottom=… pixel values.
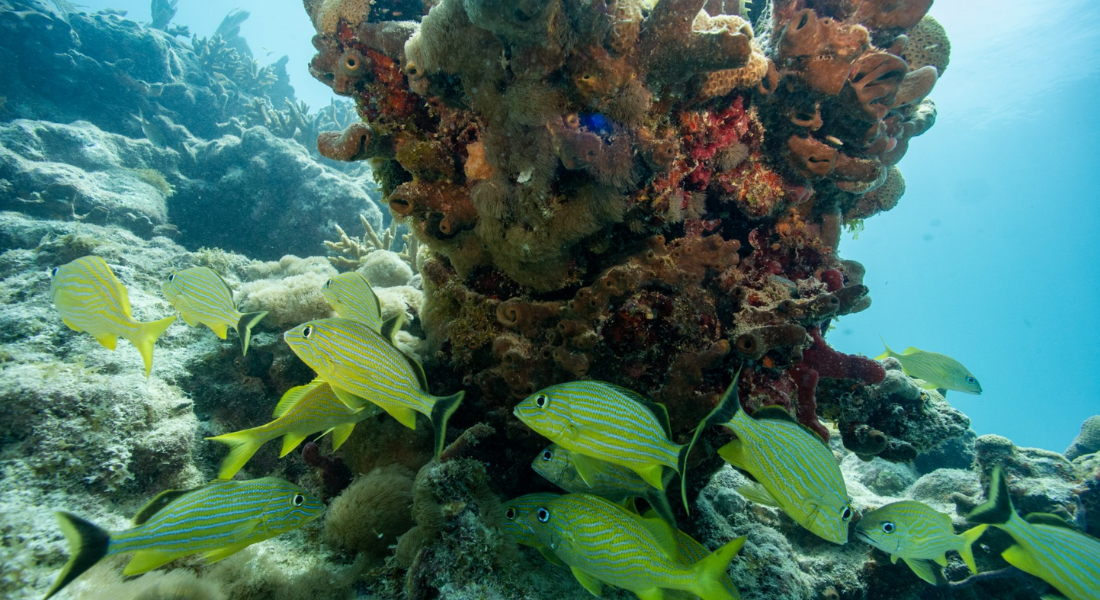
left=162, top=266, right=268, bottom=355
left=524, top=493, right=745, bottom=600
left=321, top=272, right=383, bottom=333
left=207, top=380, right=379, bottom=479
left=856, top=500, right=987, bottom=585
left=502, top=492, right=567, bottom=566
left=967, top=467, right=1100, bottom=600
left=532, top=444, right=677, bottom=525
left=876, top=339, right=981, bottom=394
left=44, top=477, right=323, bottom=599
left=283, top=317, right=464, bottom=459
left=513, top=381, right=705, bottom=512
left=135, top=107, right=168, bottom=148
left=50, top=256, right=176, bottom=377
left=696, top=371, right=853, bottom=544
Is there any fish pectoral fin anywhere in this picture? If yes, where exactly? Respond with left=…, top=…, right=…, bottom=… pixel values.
left=331, top=385, right=367, bottom=410
left=901, top=558, right=946, bottom=586
left=890, top=553, right=899, bottom=564
left=202, top=542, right=250, bottom=564
left=93, top=333, right=118, bottom=350
left=280, top=432, right=309, bottom=457
left=569, top=566, right=604, bottom=597
left=537, top=546, right=566, bottom=567
left=633, top=464, right=667, bottom=491
left=736, top=481, right=780, bottom=508
left=916, top=380, right=939, bottom=390
left=123, top=550, right=179, bottom=575
left=209, top=322, right=229, bottom=339
left=634, top=589, right=665, bottom=600
left=179, top=311, right=201, bottom=328
left=381, top=404, right=419, bottom=430
left=570, top=453, right=602, bottom=488
left=229, top=518, right=263, bottom=541
left=638, top=516, right=679, bottom=562
left=330, top=423, right=356, bottom=451
left=716, top=439, right=747, bottom=470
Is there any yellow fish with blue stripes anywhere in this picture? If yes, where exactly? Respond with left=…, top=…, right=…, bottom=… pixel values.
left=321, top=272, right=384, bottom=333
left=532, top=444, right=677, bottom=525
left=283, top=317, right=464, bottom=458
left=514, top=380, right=722, bottom=512
left=50, top=256, right=176, bottom=377
left=207, top=380, right=379, bottom=479
left=162, top=266, right=268, bottom=355
left=44, top=477, right=323, bottom=599
left=525, top=493, right=745, bottom=600
left=693, top=372, right=853, bottom=544
left=967, top=466, right=1100, bottom=600
left=660, top=512, right=743, bottom=600
left=876, top=340, right=982, bottom=394
left=502, top=492, right=568, bottom=566
left=856, top=500, right=987, bottom=585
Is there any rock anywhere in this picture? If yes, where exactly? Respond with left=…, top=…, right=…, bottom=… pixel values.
left=1065, top=415, right=1100, bottom=460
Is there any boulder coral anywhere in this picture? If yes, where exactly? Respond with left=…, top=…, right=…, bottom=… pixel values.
left=302, top=0, right=951, bottom=493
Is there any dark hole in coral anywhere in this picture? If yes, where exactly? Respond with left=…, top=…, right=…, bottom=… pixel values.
left=795, top=113, right=813, bottom=122
left=797, top=11, right=810, bottom=29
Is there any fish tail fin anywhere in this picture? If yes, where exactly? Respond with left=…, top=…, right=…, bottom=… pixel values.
left=430, top=391, right=465, bottom=460
left=967, top=466, right=1015, bottom=527
left=874, top=336, right=894, bottom=360
left=131, top=315, right=177, bottom=377
left=235, top=311, right=268, bottom=356
left=681, top=367, right=745, bottom=515
left=45, top=511, right=111, bottom=599
left=206, top=430, right=264, bottom=480
left=690, top=536, right=745, bottom=600
left=957, top=524, right=988, bottom=573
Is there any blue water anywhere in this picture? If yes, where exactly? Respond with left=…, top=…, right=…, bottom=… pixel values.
left=77, top=0, right=1100, bottom=452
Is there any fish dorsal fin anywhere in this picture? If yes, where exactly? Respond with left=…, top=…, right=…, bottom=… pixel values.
left=210, top=269, right=237, bottom=304
left=364, top=276, right=383, bottom=321
left=638, top=516, right=680, bottom=562
left=752, top=406, right=828, bottom=444
left=570, top=566, right=604, bottom=596
left=403, top=353, right=429, bottom=393
left=131, top=488, right=196, bottom=525
left=273, top=380, right=325, bottom=417
left=1025, top=513, right=1076, bottom=529
left=901, top=347, right=920, bottom=355
left=604, top=383, right=672, bottom=439
left=380, top=313, right=404, bottom=343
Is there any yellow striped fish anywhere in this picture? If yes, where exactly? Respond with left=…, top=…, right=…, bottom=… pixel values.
left=321, top=272, right=383, bottom=333
left=50, top=256, right=176, bottom=377
left=283, top=317, right=464, bottom=459
left=696, top=372, right=853, bottom=544
left=967, top=467, right=1100, bottom=600
left=207, top=380, right=379, bottom=479
left=532, top=444, right=677, bottom=525
left=663, top=517, right=743, bottom=600
left=162, top=266, right=268, bottom=355
left=856, top=500, right=987, bottom=584
left=513, top=381, right=717, bottom=512
left=44, top=477, right=323, bottom=599
left=502, top=492, right=567, bottom=566
left=524, top=493, right=745, bottom=600
left=876, top=340, right=981, bottom=394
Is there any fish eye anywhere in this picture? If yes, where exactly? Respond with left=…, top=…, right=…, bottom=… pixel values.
left=167, top=273, right=175, bottom=282
left=841, top=507, right=852, bottom=521
left=966, top=376, right=976, bottom=384
left=535, top=394, right=549, bottom=408
left=537, top=508, right=550, bottom=523
left=882, top=522, right=895, bottom=533
left=541, top=450, right=553, bottom=461
left=50, top=267, right=58, bottom=277
left=293, top=494, right=305, bottom=506
left=324, top=278, right=331, bottom=287
left=302, top=325, right=313, bottom=339
left=505, top=508, right=517, bottom=520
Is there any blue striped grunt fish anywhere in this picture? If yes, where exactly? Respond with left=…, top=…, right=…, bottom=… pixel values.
left=876, top=340, right=981, bottom=394
left=44, top=477, right=323, bottom=599
left=502, top=492, right=567, bottom=566
left=662, top=514, right=743, bottom=600
left=967, top=467, right=1100, bottom=600
left=856, top=500, right=987, bottom=585
left=524, top=493, right=745, bottom=600
left=283, top=317, right=464, bottom=459
left=694, top=372, right=853, bottom=544
left=321, top=272, right=384, bottom=333
left=514, top=380, right=725, bottom=512
left=50, top=256, right=176, bottom=377
left=162, top=266, right=268, bottom=355
left=532, top=444, right=677, bottom=525
left=207, top=380, right=379, bottom=479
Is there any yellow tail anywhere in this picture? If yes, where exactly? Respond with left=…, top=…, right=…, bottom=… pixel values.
left=129, top=315, right=176, bottom=377
left=957, top=524, right=988, bottom=573
left=206, top=429, right=265, bottom=479
left=690, top=536, right=745, bottom=600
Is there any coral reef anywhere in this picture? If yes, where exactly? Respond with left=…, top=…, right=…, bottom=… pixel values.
left=1065, top=415, right=1100, bottom=460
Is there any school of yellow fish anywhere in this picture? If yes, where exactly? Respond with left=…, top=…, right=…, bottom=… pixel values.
left=44, top=255, right=1099, bottom=599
